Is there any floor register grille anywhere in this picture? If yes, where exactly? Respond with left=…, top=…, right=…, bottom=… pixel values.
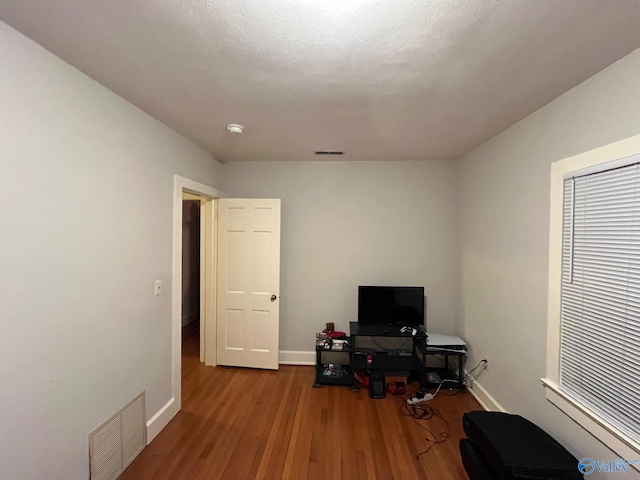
left=89, top=392, right=146, bottom=480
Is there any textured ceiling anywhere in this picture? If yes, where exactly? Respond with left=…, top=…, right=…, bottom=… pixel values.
left=2, top=1, right=640, bottom=162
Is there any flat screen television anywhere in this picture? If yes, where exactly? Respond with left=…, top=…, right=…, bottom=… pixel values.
left=358, top=286, right=425, bottom=326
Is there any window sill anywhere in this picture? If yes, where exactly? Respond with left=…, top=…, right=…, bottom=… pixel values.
left=541, top=378, right=640, bottom=462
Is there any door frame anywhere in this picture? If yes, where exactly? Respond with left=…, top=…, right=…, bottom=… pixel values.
left=147, top=175, right=222, bottom=444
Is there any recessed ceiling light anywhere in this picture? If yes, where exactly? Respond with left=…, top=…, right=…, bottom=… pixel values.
left=227, top=124, right=244, bottom=134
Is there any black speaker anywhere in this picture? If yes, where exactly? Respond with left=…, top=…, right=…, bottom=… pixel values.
left=369, top=374, right=386, bottom=398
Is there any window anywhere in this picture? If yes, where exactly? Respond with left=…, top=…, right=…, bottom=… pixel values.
left=561, top=161, right=640, bottom=441
left=545, top=134, right=640, bottom=459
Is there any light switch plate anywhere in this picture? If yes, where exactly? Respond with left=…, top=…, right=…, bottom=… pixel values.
left=154, top=280, right=162, bottom=296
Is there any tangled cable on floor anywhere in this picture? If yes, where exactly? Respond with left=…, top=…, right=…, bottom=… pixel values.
left=395, top=386, right=451, bottom=459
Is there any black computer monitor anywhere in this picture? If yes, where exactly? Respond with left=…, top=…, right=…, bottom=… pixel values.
left=357, top=286, right=425, bottom=326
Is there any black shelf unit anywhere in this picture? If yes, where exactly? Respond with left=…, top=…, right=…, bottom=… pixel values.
left=351, top=351, right=425, bottom=371
left=312, top=325, right=466, bottom=391
left=313, top=341, right=354, bottom=388
left=349, top=322, right=429, bottom=390
left=350, top=322, right=466, bottom=391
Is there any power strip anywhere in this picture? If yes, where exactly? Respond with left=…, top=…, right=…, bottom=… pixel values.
left=407, top=393, right=433, bottom=405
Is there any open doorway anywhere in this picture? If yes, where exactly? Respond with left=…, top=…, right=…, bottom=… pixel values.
left=146, top=176, right=222, bottom=445
left=181, top=193, right=202, bottom=372
left=147, top=176, right=281, bottom=444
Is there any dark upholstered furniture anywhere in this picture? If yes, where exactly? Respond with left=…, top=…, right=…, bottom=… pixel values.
left=460, top=411, right=583, bottom=480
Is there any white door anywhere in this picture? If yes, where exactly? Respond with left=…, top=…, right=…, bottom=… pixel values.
left=216, top=199, right=281, bottom=369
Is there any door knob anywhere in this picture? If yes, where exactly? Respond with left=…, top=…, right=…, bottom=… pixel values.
left=270, top=294, right=278, bottom=302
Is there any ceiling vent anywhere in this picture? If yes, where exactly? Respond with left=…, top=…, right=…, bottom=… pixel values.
left=314, top=151, right=344, bottom=156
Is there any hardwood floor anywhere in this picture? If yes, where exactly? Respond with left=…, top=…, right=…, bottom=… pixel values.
left=120, top=324, right=480, bottom=479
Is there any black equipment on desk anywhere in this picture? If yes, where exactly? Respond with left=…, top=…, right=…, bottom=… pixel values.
left=358, top=286, right=425, bottom=327
left=369, top=373, right=386, bottom=398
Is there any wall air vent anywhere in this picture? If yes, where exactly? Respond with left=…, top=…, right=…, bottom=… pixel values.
left=89, top=392, right=146, bottom=480
left=314, top=151, right=344, bottom=156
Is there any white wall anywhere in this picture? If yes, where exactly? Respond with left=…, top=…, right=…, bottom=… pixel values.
left=0, top=22, right=222, bottom=480
left=458, top=46, right=640, bottom=477
left=223, top=160, right=457, bottom=354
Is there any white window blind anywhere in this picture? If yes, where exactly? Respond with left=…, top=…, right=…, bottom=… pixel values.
left=561, top=161, right=640, bottom=444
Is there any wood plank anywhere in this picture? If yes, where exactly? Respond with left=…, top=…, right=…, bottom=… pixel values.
left=120, top=328, right=483, bottom=479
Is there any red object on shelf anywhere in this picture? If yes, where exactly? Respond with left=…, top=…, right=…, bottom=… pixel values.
left=327, top=330, right=346, bottom=339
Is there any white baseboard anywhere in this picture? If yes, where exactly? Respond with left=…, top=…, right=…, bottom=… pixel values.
left=146, top=397, right=178, bottom=444
left=279, top=350, right=315, bottom=365
left=467, top=379, right=507, bottom=412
